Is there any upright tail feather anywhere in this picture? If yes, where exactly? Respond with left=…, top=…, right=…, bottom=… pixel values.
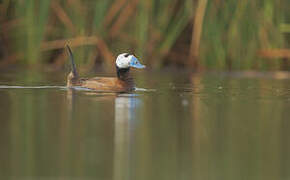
left=66, top=45, right=79, bottom=87
left=66, top=45, right=78, bottom=78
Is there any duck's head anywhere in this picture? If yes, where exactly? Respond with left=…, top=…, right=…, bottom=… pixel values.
left=116, top=53, right=145, bottom=69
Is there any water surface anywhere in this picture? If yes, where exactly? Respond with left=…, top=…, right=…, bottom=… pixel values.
left=0, top=69, right=290, bottom=180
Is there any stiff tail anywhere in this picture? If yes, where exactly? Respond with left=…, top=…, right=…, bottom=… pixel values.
left=66, top=45, right=78, bottom=78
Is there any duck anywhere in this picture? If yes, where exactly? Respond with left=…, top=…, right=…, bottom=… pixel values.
left=66, top=45, right=145, bottom=92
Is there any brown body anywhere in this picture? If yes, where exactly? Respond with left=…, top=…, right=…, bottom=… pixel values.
left=67, top=67, right=135, bottom=92
left=65, top=45, right=139, bottom=92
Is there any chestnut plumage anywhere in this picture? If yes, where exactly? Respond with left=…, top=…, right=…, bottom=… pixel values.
left=66, top=45, right=145, bottom=92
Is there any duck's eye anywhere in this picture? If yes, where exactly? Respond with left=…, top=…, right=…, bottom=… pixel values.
left=124, top=53, right=129, bottom=57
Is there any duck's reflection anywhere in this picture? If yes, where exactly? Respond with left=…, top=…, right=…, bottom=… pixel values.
left=66, top=89, right=140, bottom=178
left=66, top=88, right=76, bottom=118
left=114, top=94, right=140, bottom=180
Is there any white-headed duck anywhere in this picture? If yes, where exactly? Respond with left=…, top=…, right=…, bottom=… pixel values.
left=66, top=45, right=145, bottom=92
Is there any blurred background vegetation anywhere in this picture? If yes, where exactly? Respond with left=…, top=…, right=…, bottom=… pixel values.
left=0, top=0, right=289, bottom=71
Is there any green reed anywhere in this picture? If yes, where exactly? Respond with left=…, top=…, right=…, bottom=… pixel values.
left=13, top=0, right=50, bottom=65
left=0, top=0, right=288, bottom=70
left=201, top=0, right=287, bottom=70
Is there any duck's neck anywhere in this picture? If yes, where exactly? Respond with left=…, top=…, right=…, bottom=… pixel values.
left=116, top=66, right=131, bottom=81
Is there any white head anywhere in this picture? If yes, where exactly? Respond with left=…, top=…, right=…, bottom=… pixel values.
left=116, top=53, right=145, bottom=69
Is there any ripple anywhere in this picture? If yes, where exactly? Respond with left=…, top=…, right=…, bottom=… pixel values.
left=0, top=85, right=66, bottom=89
left=135, top=87, right=156, bottom=92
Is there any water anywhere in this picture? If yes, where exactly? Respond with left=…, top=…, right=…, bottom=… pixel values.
left=1, top=68, right=290, bottom=180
